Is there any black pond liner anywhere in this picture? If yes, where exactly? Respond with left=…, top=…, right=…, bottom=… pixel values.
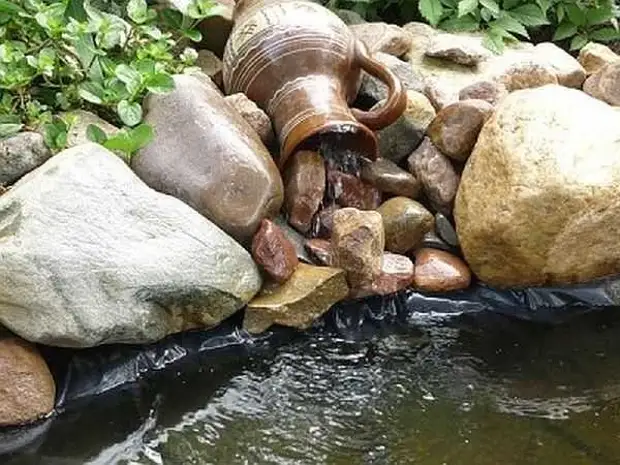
left=2, top=276, right=620, bottom=456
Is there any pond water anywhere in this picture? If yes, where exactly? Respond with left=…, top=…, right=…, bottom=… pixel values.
left=5, top=308, right=620, bottom=465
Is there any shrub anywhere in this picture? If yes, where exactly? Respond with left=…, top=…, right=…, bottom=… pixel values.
left=0, top=0, right=215, bottom=156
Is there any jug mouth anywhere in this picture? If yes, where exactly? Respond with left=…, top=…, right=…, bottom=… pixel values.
left=280, top=120, right=378, bottom=170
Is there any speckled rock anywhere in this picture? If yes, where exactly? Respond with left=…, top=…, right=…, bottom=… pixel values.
left=284, top=150, right=326, bottom=233
left=579, top=42, right=620, bottom=76
left=327, top=169, right=381, bottom=210
left=0, top=337, right=55, bottom=427
left=455, top=85, right=620, bottom=287
left=532, top=42, right=586, bottom=88
left=314, top=204, right=339, bottom=238
left=331, top=208, right=385, bottom=289
left=0, top=132, right=51, bottom=186
left=413, top=248, right=471, bottom=292
left=407, top=137, right=460, bottom=215
left=425, top=33, right=492, bottom=66
left=305, top=238, right=332, bottom=266
left=459, top=81, right=508, bottom=105
left=374, top=90, right=436, bottom=163
left=350, top=22, right=412, bottom=57
left=583, top=62, right=620, bottom=106
left=428, top=99, right=494, bottom=162
left=361, top=158, right=421, bottom=198
left=252, top=219, right=299, bottom=283
left=224, top=93, right=275, bottom=146
left=351, top=252, right=415, bottom=298
left=496, top=61, right=558, bottom=92
left=244, top=263, right=348, bottom=334
left=378, top=197, right=434, bottom=254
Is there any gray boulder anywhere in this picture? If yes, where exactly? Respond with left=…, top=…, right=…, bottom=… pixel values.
left=0, top=132, right=51, bottom=186
left=0, top=143, right=262, bottom=348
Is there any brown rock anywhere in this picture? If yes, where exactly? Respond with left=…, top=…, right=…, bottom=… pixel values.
left=327, top=169, right=381, bottom=210
left=407, top=137, right=460, bottom=215
left=284, top=150, right=326, bottom=234
left=243, top=263, right=349, bottom=334
left=459, top=81, right=508, bottom=106
left=374, top=90, right=436, bottom=163
left=579, top=42, right=620, bottom=76
left=497, top=61, right=558, bottom=92
left=273, top=216, right=312, bottom=263
left=196, top=50, right=224, bottom=89
left=314, top=204, right=339, bottom=238
left=424, top=81, right=454, bottom=111
left=331, top=208, right=385, bottom=289
left=583, top=62, right=620, bottom=106
left=0, top=337, right=55, bottom=427
left=533, top=43, right=586, bottom=88
left=224, top=93, right=275, bottom=146
left=305, top=238, right=332, bottom=266
left=361, top=158, right=420, bottom=198
left=351, top=252, right=415, bottom=298
left=378, top=197, right=434, bottom=254
left=425, top=33, right=493, bottom=66
left=413, top=248, right=471, bottom=292
left=252, top=219, right=299, bottom=283
left=428, top=99, right=494, bottom=162
left=349, top=22, right=412, bottom=57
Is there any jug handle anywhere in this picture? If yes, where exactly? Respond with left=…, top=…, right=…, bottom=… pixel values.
left=351, top=41, right=407, bottom=130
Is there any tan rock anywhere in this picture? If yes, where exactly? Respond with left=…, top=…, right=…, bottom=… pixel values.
left=196, top=50, right=224, bottom=89
left=305, top=238, right=332, bottom=266
left=284, top=150, right=326, bottom=233
left=351, top=252, right=415, bottom=298
left=0, top=337, right=55, bottom=427
left=428, top=99, right=494, bottom=162
left=459, top=81, right=508, bottom=106
left=413, top=248, right=471, bottom=292
left=407, top=137, right=460, bottom=215
left=583, top=62, right=620, bottom=106
left=244, top=263, right=348, bottom=333
left=579, top=42, right=620, bottom=76
left=350, top=22, right=412, bottom=57
left=378, top=197, right=434, bottom=254
left=496, top=61, right=558, bottom=92
left=327, top=169, right=381, bottom=210
left=224, top=93, right=275, bottom=146
left=532, top=43, right=586, bottom=88
left=455, top=85, right=620, bottom=287
left=374, top=90, right=436, bottom=162
left=425, top=33, right=493, bottom=66
left=331, top=208, right=385, bottom=289
left=360, top=158, right=421, bottom=198
left=252, top=219, right=299, bottom=283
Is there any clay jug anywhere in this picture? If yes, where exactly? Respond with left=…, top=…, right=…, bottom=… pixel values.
left=223, top=0, right=407, bottom=169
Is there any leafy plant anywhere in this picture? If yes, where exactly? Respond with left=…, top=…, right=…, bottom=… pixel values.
left=0, top=0, right=215, bottom=157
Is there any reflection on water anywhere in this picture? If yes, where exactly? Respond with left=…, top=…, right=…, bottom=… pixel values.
left=6, top=309, right=620, bottom=465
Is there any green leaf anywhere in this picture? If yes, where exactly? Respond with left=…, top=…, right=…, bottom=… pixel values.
left=117, top=100, right=143, bottom=126
left=145, top=73, right=175, bottom=94
left=502, top=0, right=520, bottom=10
left=570, top=34, right=589, bottom=50
left=66, top=0, right=87, bottom=21
left=440, top=14, right=480, bottom=31
left=78, top=82, right=105, bottom=104
left=86, top=124, right=108, bottom=144
left=127, top=0, right=148, bottom=23
left=552, top=21, right=578, bottom=40
left=458, top=0, right=478, bottom=18
left=536, top=0, right=551, bottom=14
left=556, top=4, right=565, bottom=23
left=115, top=64, right=142, bottom=95
left=589, top=27, right=620, bottom=42
left=103, top=131, right=132, bottom=153
left=419, top=0, right=444, bottom=25
left=0, top=0, right=25, bottom=14
left=509, top=4, right=549, bottom=26
left=483, top=27, right=505, bottom=53
left=586, top=6, right=614, bottom=26
left=565, top=4, right=586, bottom=26
left=0, top=123, right=23, bottom=138
left=492, top=13, right=530, bottom=38
left=479, top=0, right=499, bottom=16
left=127, top=123, right=153, bottom=151
left=184, top=29, right=202, bottom=42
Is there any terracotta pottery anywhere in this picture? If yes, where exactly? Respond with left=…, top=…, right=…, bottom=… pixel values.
left=223, top=0, right=407, bottom=169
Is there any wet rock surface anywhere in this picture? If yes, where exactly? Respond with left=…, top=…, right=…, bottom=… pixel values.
left=305, top=238, right=333, bottom=266
left=351, top=252, right=415, bottom=298
left=361, top=158, right=420, bottom=198
left=455, top=85, right=620, bottom=287
left=0, top=336, right=55, bottom=427
left=284, top=150, right=326, bottom=234
left=331, top=208, right=385, bottom=289
left=435, top=213, right=459, bottom=247
left=0, top=144, right=262, bottom=347
left=428, top=99, right=494, bottom=162
left=252, top=219, right=299, bottom=283
left=378, top=197, right=434, bottom=254
left=583, top=62, right=620, bottom=106
left=327, top=169, right=381, bottom=210
left=407, top=137, right=460, bottom=215
left=413, top=248, right=472, bottom=292
left=0, top=132, right=51, bottom=186
left=244, top=263, right=348, bottom=334
left=349, top=22, right=412, bottom=57
left=314, top=204, right=339, bottom=239
left=224, top=93, right=275, bottom=146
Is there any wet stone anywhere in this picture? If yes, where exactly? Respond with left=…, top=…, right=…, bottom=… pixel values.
left=252, top=219, right=299, bottom=283
left=224, top=93, right=275, bottom=146
left=407, top=137, right=460, bottom=216
left=583, top=62, right=620, bottom=106
left=360, top=158, right=421, bottom=198
left=273, top=216, right=312, bottom=264
left=313, top=204, right=339, bottom=239
left=428, top=99, right=494, bottom=162
left=422, top=230, right=455, bottom=253
left=244, top=263, right=349, bottom=334
left=284, top=150, right=326, bottom=234
left=459, top=81, right=508, bottom=106
left=331, top=208, right=385, bottom=289
left=351, top=252, right=415, bottom=298
left=327, top=169, right=381, bottom=211
left=378, top=197, right=434, bottom=254
left=413, top=248, right=472, bottom=292
left=305, top=238, right=333, bottom=266
left=435, top=213, right=459, bottom=247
